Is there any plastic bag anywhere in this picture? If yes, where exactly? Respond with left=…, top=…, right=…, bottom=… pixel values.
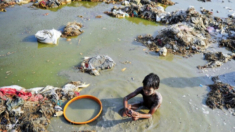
left=35, top=29, right=61, bottom=44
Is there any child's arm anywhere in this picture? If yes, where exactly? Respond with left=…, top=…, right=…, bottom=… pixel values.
left=123, top=87, right=142, bottom=117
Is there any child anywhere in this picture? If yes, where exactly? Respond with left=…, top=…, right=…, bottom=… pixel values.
left=123, top=73, right=162, bottom=121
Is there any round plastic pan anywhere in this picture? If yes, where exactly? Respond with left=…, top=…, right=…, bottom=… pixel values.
left=63, top=95, right=102, bottom=124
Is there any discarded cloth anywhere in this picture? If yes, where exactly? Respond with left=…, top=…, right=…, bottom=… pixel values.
left=35, top=29, right=61, bottom=44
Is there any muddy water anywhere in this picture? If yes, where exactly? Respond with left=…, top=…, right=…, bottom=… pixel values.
left=0, top=0, right=235, bottom=132
left=65, top=98, right=100, bottom=122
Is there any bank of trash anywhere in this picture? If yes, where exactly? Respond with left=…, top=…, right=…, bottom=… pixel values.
left=62, top=22, right=84, bottom=38
left=206, top=76, right=235, bottom=113
left=0, top=81, right=89, bottom=132
left=35, top=29, right=61, bottom=44
left=197, top=52, right=235, bottom=69
left=137, top=22, right=210, bottom=56
left=118, top=5, right=235, bottom=68
left=79, top=55, right=116, bottom=76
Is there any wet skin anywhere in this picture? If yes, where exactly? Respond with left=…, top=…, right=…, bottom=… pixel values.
left=123, top=86, right=162, bottom=120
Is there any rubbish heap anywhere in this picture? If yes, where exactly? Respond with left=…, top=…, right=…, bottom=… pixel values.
left=206, top=76, right=235, bottom=111
left=79, top=55, right=116, bottom=76
left=0, top=0, right=31, bottom=12
left=62, top=22, right=84, bottom=38
left=0, top=81, right=89, bottom=132
left=134, top=6, right=235, bottom=58
left=137, top=22, right=210, bottom=56
left=219, top=17, right=235, bottom=53
left=197, top=52, right=234, bottom=69
left=32, top=0, right=69, bottom=9
left=105, top=2, right=165, bottom=19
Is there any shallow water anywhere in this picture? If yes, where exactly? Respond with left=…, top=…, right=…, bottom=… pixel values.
left=1, top=0, right=235, bottom=132
left=65, top=98, right=100, bottom=122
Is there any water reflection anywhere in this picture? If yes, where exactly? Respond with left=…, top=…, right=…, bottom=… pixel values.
left=38, top=43, right=57, bottom=48
left=125, top=17, right=161, bottom=26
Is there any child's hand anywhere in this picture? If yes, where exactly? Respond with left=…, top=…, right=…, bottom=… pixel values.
left=124, top=108, right=132, bottom=117
left=131, top=111, right=140, bottom=120
left=132, top=116, right=139, bottom=121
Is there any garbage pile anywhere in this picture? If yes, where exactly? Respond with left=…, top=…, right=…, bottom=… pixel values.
left=197, top=52, right=234, bottom=69
left=0, top=81, right=89, bottom=132
left=105, top=3, right=165, bottom=19
left=62, top=22, right=84, bottom=38
left=79, top=55, right=116, bottom=76
left=35, top=29, right=61, bottom=44
left=219, top=17, right=235, bottom=53
left=220, top=39, right=235, bottom=52
left=206, top=76, right=235, bottom=110
left=137, top=22, right=210, bottom=56
left=32, top=0, right=67, bottom=9
left=0, top=0, right=31, bottom=12
left=155, top=0, right=174, bottom=5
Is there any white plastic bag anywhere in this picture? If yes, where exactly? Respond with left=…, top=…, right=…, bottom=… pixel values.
left=35, top=29, right=61, bottom=44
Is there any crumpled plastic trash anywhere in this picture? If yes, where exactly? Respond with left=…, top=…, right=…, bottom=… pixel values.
left=54, top=111, right=63, bottom=116
left=80, top=55, right=116, bottom=76
left=12, top=107, right=24, bottom=116
left=159, top=47, right=167, bottom=56
left=62, top=81, right=89, bottom=94
left=35, top=29, right=61, bottom=44
left=112, top=9, right=129, bottom=18
left=6, top=97, right=24, bottom=111
left=54, top=105, right=62, bottom=111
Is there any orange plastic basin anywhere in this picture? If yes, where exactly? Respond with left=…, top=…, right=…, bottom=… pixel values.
left=63, top=95, right=102, bottom=124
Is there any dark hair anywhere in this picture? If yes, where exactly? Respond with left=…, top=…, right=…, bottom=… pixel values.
left=142, top=73, right=160, bottom=89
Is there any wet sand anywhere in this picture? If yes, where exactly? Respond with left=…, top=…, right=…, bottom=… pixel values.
left=0, top=0, right=235, bottom=132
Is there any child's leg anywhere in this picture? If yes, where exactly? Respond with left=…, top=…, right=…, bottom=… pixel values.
left=129, top=102, right=144, bottom=110
left=122, top=102, right=143, bottom=117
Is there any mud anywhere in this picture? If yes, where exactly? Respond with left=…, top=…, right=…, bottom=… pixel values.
left=206, top=76, right=235, bottom=110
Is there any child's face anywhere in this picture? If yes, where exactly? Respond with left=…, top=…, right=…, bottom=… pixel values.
left=143, top=87, right=155, bottom=96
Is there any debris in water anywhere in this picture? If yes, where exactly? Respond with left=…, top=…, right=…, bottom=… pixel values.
left=121, top=68, right=126, bottom=72
left=206, top=76, right=235, bottom=110
left=79, top=55, right=116, bottom=76
left=96, top=15, right=102, bottom=18
left=62, top=22, right=83, bottom=38
left=197, top=52, right=233, bottom=69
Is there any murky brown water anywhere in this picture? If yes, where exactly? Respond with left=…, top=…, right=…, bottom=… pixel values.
left=0, top=0, right=235, bottom=132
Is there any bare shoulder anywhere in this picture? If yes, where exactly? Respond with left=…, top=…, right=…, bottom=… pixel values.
left=155, top=91, right=163, bottom=103
left=135, top=87, right=143, bottom=92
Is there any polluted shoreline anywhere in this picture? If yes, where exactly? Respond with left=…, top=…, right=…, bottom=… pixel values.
left=1, top=0, right=235, bottom=132
left=0, top=81, right=89, bottom=131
